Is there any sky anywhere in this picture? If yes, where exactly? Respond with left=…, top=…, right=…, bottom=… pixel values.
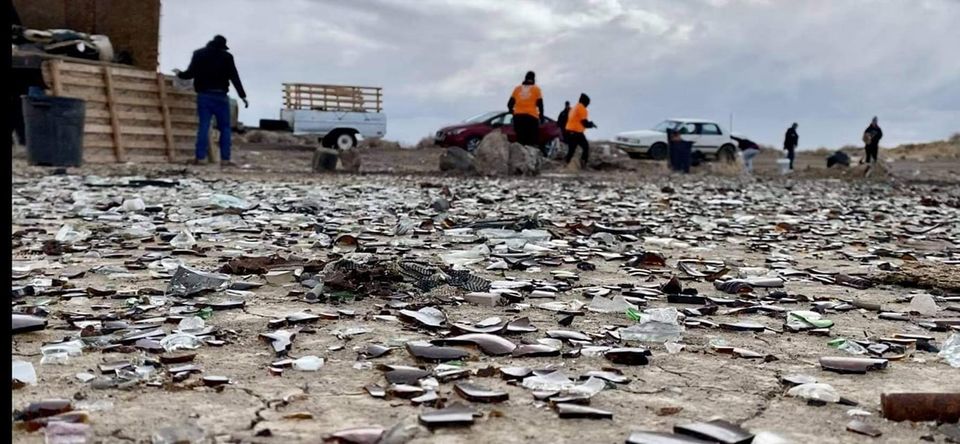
left=160, top=0, right=960, bottom=149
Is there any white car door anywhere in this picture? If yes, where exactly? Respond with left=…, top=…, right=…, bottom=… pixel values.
left=697, top=123, right=724, bottom=154
left=677, top=122, right=700, bottom=146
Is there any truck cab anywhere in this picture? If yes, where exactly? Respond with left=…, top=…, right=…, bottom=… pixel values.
left=279, top=83, right=386, bottom=150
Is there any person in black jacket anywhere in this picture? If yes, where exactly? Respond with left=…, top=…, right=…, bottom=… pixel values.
left=668, top=129, right=693, bottom=174
left=783, top=122, right=799, bottom=170
left=556, top=101, right=570, bottom=157
left=862, top=117, right=883, bottom=165
left=177, top=35, right=248, bottom=166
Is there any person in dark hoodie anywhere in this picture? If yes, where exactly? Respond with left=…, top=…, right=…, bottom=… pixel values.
left=177, top=35, right=247, bottom=167
left=784, top=122, right=799, bottom=170
left=564, top=93, right=596, bottom=167
left=508, top=71, right=544, bottom=151
left=862, top=116, right=883, bottom=165
left=668, top=128, right=693, bottom=174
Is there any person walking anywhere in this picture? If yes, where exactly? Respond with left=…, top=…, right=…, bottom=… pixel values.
left=731, top=135, right=760, bottom=173
left=177, top=35, right=248, bottom=167
left=564, top=93, right=596, bottom=167
left=554, top=101, right=571, bottom=159
left=862, top=116, right=883, bottom=165
left=668, top=129, right=693, bottom=174
left=507, top=71, right=544, bottom=152
left=783, top=122, right=799, bottom=170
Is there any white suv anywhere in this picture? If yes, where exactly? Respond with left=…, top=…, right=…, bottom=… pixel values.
left=614, top=118, right=738, bottom=161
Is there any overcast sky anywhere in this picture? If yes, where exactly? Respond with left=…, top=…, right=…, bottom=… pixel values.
left=160, top=0, right=960, bottom=149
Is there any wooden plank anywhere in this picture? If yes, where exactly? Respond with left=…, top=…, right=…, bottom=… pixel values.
left=111, top=80, right=160, bottom=94
left=102, top=67, right=127, bottom=162
left=50, top=60, right=64, bottom=96
left=58, top=61, right=158, bottom=80
left=156, top=73, right=176, bottom=161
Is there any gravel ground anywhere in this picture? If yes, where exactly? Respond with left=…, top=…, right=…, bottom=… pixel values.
left=10, top=152, right=960, bottom=444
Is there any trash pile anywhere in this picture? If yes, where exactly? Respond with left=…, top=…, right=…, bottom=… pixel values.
left=10, top=171, right=960, bottom=443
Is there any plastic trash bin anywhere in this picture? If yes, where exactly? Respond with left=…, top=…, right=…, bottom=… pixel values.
left=776, top=158, right=791, bottom=175
left=22, top=95, right=86, bottom=167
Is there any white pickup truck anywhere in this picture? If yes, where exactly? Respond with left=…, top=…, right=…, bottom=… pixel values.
left=278, top=83, right=386, bottom=150
left=614, top=118, right=738, bottom=162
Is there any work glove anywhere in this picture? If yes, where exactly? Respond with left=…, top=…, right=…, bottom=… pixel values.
left=242, top=98, right=249, bottom=109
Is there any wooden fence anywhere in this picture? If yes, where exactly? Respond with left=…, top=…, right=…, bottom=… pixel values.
left=41, top=58, right=207, bottom=163
left=283, top=83, right=383, bottom=113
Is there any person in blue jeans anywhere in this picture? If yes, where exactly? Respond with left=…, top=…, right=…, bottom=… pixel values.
left=667, top=129, right=693, bottom=173
left=177, top=35, right=248, bottom=167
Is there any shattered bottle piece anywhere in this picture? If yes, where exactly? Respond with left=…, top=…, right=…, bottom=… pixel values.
left=14, top=399, right=73, bottom=421
left=828, top=338, right=868, bottom=355
left=151, top=423, right=206, bottom=444
left=167, top=266, right=229, bottom=297
left=588, top=295, right=638, bottom=313
left=169, top=230, right=197, bottom=249
left=177, top=316, right=205, bottom=333
left=620, top=308, right=684, bottom=343
left=12, top=360, right=37, bottom=386
left=787, top=383, right=841, bottom=403
left=292, top=356, right=324, bottom=372
left=159, top=333, right=203, bottom=352
left=908, top=294, right=939, bottom=316
left=40, top=340, right=84, bottom=365
left=45, top=420, right=92, bottom=444
left=208, top=193, right=252, bottom=210
left=121, top=197, right=146, bottom=212
left=13, top=314, right=47, bottom=334
left=938, top=334, right=960, bottom=368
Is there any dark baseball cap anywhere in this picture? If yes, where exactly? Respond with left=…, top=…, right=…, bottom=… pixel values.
left=212, top=35, right=229, bottom=50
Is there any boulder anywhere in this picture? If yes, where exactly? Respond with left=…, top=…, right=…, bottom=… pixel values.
left=473, top=131, right=511, bottom=176
left=507, top=143, right=543, bottom=176
left=439, top=147, right=475, bottom=172
left=588, top=144, right=632, bottom=170
left=339, top=149, right=362, bottom=172
left=312, top=147, right=339, bottom=172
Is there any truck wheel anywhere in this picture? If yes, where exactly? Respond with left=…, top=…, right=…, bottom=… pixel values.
left=649, top=142, right=668, bottom=160
left=718, top=144, right=737, bottom=163
left=465, top=137, right=481, bottom=153
left=335, top=132, right=357, bottom=150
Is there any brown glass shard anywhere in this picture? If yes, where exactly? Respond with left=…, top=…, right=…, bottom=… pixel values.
left=720, top=322, right=767, bottom=332
left=202, top=376, right=230, bottom=387
left=454, top=382, right=509, bottom=403
left=555, top=403, right=613, bottom=419
left=820, top=356, right=888, bottom=374
left=384, top=367, right=431, bottom=385
left=627, top=431, right=714, bottom=444
left=511, top=344, right=561, bottom=358
left=881, top=392, right=960, bottom=423
left=324, top=426, right=386, bottom=444
left=500, top=367, right=532, bottom=380
left=506, top=317, right=538, bottom=333
left=405, top=342, right=469, bottom=362
left=159, top=353, right=197, bottom=364
left=546, top=330, right=591, bottom=342
left=13, top=399, right=72, bottom=421
left=660, top=277, right=683, bottom=295
left=451, top=321, right=507, bottom=335
left=12, top=314, right=47, bottom=334
left=835, top=274, right=873, bottom=289
left=364, top=384, right=386, bottom=399
left=674, top=419, right=754, bottom=444
left=436, top=334, right=517, bottom=356
left=418, top=403, right=478, bottom=428
left=846, top=420, right=882, bottom=438
left=411, top=390, right=440, bottom=406
left=387, top=384, right=425, bottom=399
left=259, top=330, right=296, bottom=356
left=398, top=307, right=447, bottom=329
left=604, top=348, right=651, bottom=365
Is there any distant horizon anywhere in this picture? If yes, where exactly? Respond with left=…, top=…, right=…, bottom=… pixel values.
left=160, top=0, right=960, bottom=149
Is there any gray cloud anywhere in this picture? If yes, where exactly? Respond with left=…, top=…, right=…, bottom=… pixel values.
left=160, top=0, right=960, bottom=148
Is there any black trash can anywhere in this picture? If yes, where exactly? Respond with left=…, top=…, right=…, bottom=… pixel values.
left=22, top=96, right=86, bottom=167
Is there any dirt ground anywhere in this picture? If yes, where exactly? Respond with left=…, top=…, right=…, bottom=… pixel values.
left=9, top=143, right=960, bottom=444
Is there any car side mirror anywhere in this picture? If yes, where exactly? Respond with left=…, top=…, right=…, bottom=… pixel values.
left=490, top=122, right=502, bottom=128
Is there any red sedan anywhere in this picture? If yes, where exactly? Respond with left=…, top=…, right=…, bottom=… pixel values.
left=434, top=111, right=563, bottom=153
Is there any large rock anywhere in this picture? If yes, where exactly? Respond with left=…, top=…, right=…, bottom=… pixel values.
left=588, top=144, right=633, bottom=170
left=339, top=149, right=362, bottom=172
left=507, top=143, right=542, bottom=176
left=473, top=131, right=511, bottom=176
left=439, top=147, right=475, bottom=172
left=312, top=147, right=339, bottom=172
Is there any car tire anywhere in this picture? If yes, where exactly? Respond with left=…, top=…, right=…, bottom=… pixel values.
left=465, top=137, right=481, bottom=153
left=649, top=142, right=668, bottom=160
left=718, top=144, right=737, bottom=163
